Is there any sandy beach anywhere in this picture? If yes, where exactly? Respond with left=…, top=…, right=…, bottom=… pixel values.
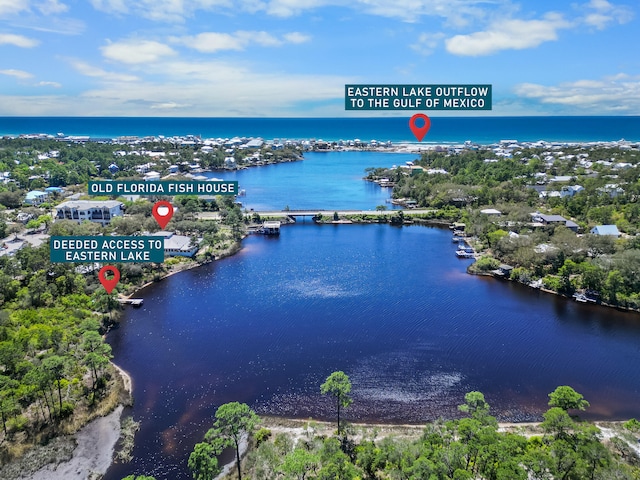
left=21, top=405, right=124, bottom=480
left=0, top=364, right=133, bottom=480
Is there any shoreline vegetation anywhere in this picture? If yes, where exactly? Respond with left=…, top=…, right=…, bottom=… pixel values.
left=185, top=378, right=640, bottom=480
left=1, top=134, right=639, bottom=477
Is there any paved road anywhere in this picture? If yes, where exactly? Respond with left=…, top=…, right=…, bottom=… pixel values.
left=242, top=209, right=437, bottom=217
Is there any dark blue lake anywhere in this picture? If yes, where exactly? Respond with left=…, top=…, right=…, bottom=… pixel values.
left=105, top=152, right=640, bottom=480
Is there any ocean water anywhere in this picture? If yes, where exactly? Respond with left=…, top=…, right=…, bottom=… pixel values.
left=1, top=116, right=639, bottom=143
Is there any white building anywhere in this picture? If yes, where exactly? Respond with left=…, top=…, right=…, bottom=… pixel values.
left=151, top=231, right=200, bottom=257
left=25, top=190, right=49, bottom=205
left=54, top=200, right=124, bottom=226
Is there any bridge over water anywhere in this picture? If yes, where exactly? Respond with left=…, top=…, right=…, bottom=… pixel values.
left=246, top=208, right=436, bottom=218
left=196, top=209, right=437, bottom=221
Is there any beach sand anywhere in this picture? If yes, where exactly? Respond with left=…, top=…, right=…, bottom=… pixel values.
left=21, top=405, right=124, bottom=480
left=1, top=364, right=134, bottom=480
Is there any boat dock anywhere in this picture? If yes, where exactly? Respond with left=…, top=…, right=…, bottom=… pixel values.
left=118, top=298, right=144, bottom=307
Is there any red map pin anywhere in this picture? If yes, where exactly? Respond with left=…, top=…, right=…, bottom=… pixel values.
left=98, top=266, right=120, bottom=294
left=152, top=201, right=174, bottom=229
left=409, top=114, right=431, bottom=142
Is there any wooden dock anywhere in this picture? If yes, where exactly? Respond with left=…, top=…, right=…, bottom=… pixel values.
left=118, top=298, right=144, bottom=307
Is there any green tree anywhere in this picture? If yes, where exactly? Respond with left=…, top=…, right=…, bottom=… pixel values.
left=320, top=371, right=352, bottom=434
left=458, top=391, right=490, bottom=420
left=205, top=402, right=258, bottom=480
left=548, top=386, right=590, bottom=412
left=541, top=407, right=574, bottom=438
left=188, top=442, right=220, bottom=480
left=42, top=355, right=69, bottom=413
left=280, top=447, right=319, bottom=480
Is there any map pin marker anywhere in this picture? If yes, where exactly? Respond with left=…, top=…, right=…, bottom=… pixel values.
left=409, top=114, right=431, bottom=142
left=98, top=266, right=120, bottom=294
left=152, top=201, right=174, bottom=230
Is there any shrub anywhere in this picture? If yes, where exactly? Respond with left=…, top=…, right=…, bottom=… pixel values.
left=474, top=256, right=500, bottom=272
left=254, top=427, right=272, bottom=446
left=60, top=401, right=75, bottom=418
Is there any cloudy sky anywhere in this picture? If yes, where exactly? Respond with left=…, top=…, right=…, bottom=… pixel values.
left=0, top=0, right=637, bottom=116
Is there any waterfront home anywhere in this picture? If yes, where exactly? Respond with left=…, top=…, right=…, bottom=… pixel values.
left=151, top=231, right=200, bottom=257
left=54, top=200, right=124, bottom=226
left=590, top=225, right=621, bottom=237
left=495, top=264, right=514, bottom=277
left=260, top=221, right=281, bottom=235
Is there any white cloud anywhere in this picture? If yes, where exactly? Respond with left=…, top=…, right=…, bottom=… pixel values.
left=150, top=101, right=192, bottom=109
left=101, top=39, right=176, bottom=64
left=87, top=0, right=496, bottom=25
left=581, top=0, right=633, bottom=29
left=410, top=32, right=445, bottom=56
left=90, top=0, right=233, bottom=22
left=283, top=32, right=311, bottom=44
left=32, top=58, right=351, bottom=116
left=37, top=0, right=68, bottom=15
left=0, top=0, right=29, bottom=16
left=174, top=32, right=244, bottom=52
left=70, top=59, right=140, bottom=82
left=36, top=80, right=62, bottom=87
left=514, top=74, right=640, bottom=112
left=0, top=68, right=34, bottom=79
left=172, top=30, right=310, bottom=52
left=0, top=0, right=70, bottom=17
left=445, top=13, right=572, bottom=56
left=0, top=33, right=40, bottom=47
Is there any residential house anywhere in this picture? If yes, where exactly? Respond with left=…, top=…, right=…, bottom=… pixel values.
left=598, top=184, right=625, bottom=198
left=54, top=200, right=124, bottom=226
left=480, top=208, right=502, bottom=216
left=530, top=213, right=579, bottom=232
left=560, top=185, right=584, bottom=198
left=24, top=190, right=49, bottom=205
left=590, top=225, right=621, bottom=237
left=151, top=231, right=200, bottom=257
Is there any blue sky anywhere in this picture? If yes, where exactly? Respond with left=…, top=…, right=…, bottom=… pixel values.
left=0, top=0, right=637, bottom=116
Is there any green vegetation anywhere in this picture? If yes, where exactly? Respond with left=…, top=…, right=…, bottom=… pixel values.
left=548, top=385, right=591, bottom=412
left=320, top=371, right=353, bottom=435
left=197, top=378, right=640, bottom=480
left=0, top=244, right=125, bottom=461
left=0, top=137, right=253, bottom=465
left=0, top=137, right=301, bottom=204
left=198, top=402, right=260, bottom=480
left=368, top=144, right=640, bottom=309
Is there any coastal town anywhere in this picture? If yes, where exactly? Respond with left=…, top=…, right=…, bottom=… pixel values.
left=1, top=133, right=640, bottom=480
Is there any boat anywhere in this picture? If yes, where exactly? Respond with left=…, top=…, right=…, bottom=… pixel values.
left=573, top=293, right=588, bottom=303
